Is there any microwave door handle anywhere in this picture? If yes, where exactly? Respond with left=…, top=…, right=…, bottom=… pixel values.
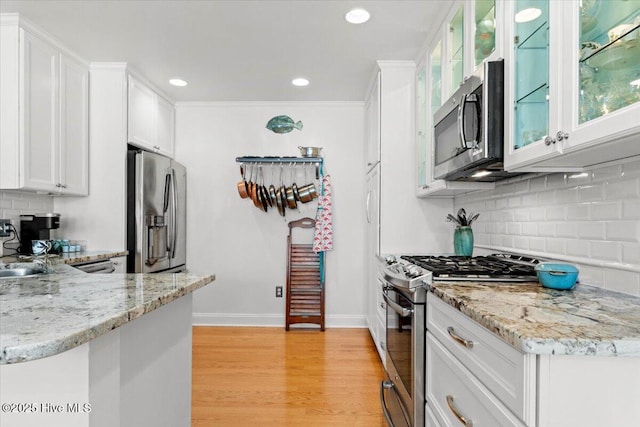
left=467, top=93, right=481, bottom=148
left=457, top=93, right=468, bottom=150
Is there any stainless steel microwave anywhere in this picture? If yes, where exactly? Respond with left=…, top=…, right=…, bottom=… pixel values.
left=433, top=59, right=516, bottom=181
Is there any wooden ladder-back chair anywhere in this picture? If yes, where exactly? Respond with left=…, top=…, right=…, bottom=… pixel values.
left=285, top=217, right=325, bottom=331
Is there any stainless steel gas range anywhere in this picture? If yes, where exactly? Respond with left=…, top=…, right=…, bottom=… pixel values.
left=378, top=253, right=540, bottom=427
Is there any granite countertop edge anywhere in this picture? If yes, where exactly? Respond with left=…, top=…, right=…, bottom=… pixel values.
left=429, top=282, right=640, bottom=357
left=1, top=274, right=214, bottom=365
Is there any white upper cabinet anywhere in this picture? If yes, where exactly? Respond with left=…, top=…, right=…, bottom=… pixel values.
left=416, top=2, right=496, bottom=197
left=505, top=0, right=640, bottom=172
left=59, top=52, right=89, bottom=195
left=127, top=75, right=175, bottom=158
left=442, top=0, right=504, bottom=100
left=364, top=71, right=381, bottom=171
left=0, top=15, right=89, bottom=196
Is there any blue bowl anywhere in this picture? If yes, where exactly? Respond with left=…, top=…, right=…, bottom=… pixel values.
left=535, top=263, right=579, bottom=290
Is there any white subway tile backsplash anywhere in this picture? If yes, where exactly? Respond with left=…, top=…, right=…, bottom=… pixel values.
left=556, top=187, right=579, bottom=204
left=546, top=173, right=567, bottom=188
left=567, top=239, right=590, bottom=258
left=591, top=201, right=621, bottom=220
left=522, top=222, right=538, bottom=236
left=622, top=160, right=640, bottom=177
left=507, top=223, right=522, bottom=235
left=455, top=159, right=640, bottom=295
left=592, top=165, right=622, bottom=182
left=623, top=200, right=640, bottom=219
left=603, top=269, right=640, bottom=295
left=529, top=237, right=545, bottom=252
left=605, top=178, right=639, bottom=200
left=546, top=238, right=566, bottom=254
left=578, top=221, right=606, bottom=240
left=537, top=189, right=556, bottom=205
left=546, top=206, right=566, bottom=220
left=607, top=221, right=639, bottom=242
left=513, top=236, right=529, bottom=250
left=556, top=222, right=577, bottom=238
left=566, top=203, right=590, bottom=220
left=529, top=206, right=546, bottom=221
left=521, top=193, right=537, bottom=206
left=529, top=175, right=546, bottom=192
left=538, top=222, right=556, bottom=236
left=622, top=243, right=640, bottom=265
left=591, top=241, right=621, bottom=261
left=577, top=184, right=604, bottom=202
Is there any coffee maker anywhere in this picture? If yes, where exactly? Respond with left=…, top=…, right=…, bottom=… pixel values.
left=19, top=213, right=61, bottom=254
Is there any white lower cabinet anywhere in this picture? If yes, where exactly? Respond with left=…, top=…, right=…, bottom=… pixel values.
left=427, top=332, right=526, bottom=427
left=426, top=293, right=640, bottom=427
left=425, top=400, right=442, bottom=427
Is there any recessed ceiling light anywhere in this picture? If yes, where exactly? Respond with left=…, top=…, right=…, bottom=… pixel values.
left=169, top=78, right=188, bottom=87
left=345, top=8, right=370, bottom=24
left=292, top=78, right=309, bottom=87
left=515, top=8, right=542, bottom=23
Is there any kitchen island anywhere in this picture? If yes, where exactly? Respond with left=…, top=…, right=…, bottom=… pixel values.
left=427, top=281, right=640, bottom=427
left=0, top=253, right=215, bottom=427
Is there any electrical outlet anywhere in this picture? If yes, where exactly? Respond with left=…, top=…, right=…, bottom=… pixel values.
left=0, top=219, right=10, bottom=238
left=275, top=286, right=283, bottom=298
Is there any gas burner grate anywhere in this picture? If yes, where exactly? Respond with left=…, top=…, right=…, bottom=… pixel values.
left=400, top=254, right=539, bottom=282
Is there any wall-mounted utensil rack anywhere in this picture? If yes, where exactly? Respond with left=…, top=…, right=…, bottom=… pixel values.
left=234, top=156, right=325, bottom=217
left=235, top=156, right=323, bottom=165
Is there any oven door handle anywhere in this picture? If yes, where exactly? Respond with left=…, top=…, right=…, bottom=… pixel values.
left=380, top=381, right=397, bottom=427
left=383, top=291, right=413, bottom=317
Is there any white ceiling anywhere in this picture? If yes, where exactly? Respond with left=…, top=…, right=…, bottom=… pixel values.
left=0, top=0, right=451, bottom=102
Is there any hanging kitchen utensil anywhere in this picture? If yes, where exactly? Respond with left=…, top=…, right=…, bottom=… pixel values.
left=285, top=163, right=298, bottom=209
left=268, top=165, right=278, bottom=207
left=258, top=166, right=269, bottom=212
left=237, top=164, right=249, bottom=199
left=251, top=164, right=262, bottom=209
left=276, top=165, right=286, bottom=217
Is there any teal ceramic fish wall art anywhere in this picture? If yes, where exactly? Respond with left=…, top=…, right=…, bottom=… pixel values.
left=266, top=115, right=303, bottom=134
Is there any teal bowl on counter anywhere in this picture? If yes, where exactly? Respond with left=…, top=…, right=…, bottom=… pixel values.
left=535, top=263, right=579, bottom=290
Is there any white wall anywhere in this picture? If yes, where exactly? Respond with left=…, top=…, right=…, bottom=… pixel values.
left=175, top=102, right=367, bottom=327
left=454, top=158, right=640, bottom=296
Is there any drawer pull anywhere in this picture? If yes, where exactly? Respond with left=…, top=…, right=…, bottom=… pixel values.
left=447, top=326, right=474, bottom=349
left=446, top=395, right=473, bottom=427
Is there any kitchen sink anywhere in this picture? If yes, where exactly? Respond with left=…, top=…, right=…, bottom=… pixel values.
left=0, top=266, right=48, bottom=279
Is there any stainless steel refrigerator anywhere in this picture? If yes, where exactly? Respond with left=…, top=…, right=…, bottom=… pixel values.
left=127, top=148, right=186, bottom=273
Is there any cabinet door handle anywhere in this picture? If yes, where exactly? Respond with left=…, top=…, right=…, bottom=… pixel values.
left=446, top=395, right=473, bottom=426
left=556, top=130, right=569, bottom=141
left=447, top=326, right=474, bottom=349
left=544, top=136, right=556, bottom=146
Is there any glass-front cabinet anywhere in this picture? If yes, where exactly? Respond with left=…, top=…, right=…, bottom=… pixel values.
left=473, top=0, right=498, bottom=67
left=416, top=60, right=428, bottom=191
left=417, top=0, right=498, bottom=197
left=505, top=0, right=640, bottom=172
left=449, top=4, right=466, bottom=93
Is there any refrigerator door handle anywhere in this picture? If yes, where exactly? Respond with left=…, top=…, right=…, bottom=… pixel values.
left=170, top=168, right=178, bottom=259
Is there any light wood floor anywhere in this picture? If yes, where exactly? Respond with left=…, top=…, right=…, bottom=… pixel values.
left=191, top=326, right=387, bottom=426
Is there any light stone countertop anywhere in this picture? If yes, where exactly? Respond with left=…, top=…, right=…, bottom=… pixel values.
left=0, top=255, right=215, bottom=364
left=429, top=281, right=640, bottom=356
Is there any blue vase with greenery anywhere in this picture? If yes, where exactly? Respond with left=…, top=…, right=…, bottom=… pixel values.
left=454, top=226, right=474, bottom=257
left=447, top=208, right=479, bottom=257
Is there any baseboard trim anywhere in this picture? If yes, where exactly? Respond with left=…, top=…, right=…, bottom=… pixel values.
left=192, top=313, right=367, bottom=328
